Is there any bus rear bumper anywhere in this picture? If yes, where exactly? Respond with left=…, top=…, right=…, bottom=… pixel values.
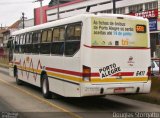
left=80, top=80, right=151, bottom=97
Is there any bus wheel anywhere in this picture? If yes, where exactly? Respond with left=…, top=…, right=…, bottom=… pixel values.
left=14, top=66, right=22, bottom=85
left=16, top=76, right=23, bottom=85
left=42, top=75, right=52, bottom=99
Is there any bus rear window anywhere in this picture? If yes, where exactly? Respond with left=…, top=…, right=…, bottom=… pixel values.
left=91, top=17, right=148, bottom=47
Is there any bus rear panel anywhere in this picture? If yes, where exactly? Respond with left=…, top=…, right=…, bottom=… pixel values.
left=80, top=14, right=151, bottom=97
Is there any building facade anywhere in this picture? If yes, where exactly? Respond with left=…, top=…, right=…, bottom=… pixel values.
left=35, top=0, right=160, bottom=57
left=46, top=0, right=160, bottom=57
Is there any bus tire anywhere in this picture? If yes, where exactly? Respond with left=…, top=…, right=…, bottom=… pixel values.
left=42, top=74, right=52, bottom=99
left=14, top=66, right=22, bottom=85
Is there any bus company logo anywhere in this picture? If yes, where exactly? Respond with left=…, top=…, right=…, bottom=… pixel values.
left=127, top=56, right=134, bottom=66
left=121, top=39, right=128, bottom=46
left=99, top=63, right=121, bottom=79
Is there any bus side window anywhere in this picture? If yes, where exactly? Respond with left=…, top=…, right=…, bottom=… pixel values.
left=51, top=27, right=65, bottom=55
left=14, top=35, right=20, bottom=53
left=8, top=39, right=14, bottom=62
left=65, top=23, right=81, bottom=56
left=40, top=29, right=52, bottom=54
left=19, top=34, right=25, bottom=53
left=24, top=32, right=33, bottom=53
left=32, top=31, right=41, bottom=54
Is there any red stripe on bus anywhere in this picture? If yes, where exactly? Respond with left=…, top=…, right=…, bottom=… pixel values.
left=112, top=72, right=134, bottom=76
left=84, top=45, right=150, bottom=49
left=91, top=73, right=100, bottom=76
left=46, top=67, right=82, bottom=76
left=45, top=67, right=99, bottom=77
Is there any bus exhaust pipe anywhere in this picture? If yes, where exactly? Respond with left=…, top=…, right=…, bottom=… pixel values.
left=100, top=88, right=104, bottom=94
left=136, top=87, right=140, bottom=93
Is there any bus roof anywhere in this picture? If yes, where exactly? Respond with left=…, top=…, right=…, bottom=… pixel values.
left=12, top=13, right=148, bottom=35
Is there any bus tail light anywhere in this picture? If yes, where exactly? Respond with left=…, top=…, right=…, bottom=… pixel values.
left=83, top=66, right=91, bottom=82
left=147, top=66, right=151, bottom=80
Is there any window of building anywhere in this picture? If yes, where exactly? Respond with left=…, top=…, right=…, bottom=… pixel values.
left=65, top=23, right=81, bottom=56
left=153, top=2, right=158, bottom=9
left=116, top=7, right=125, bottom=14
left=145, top=2, right=158, bottom=10
left=101, top=9, right=112, bottom=13
left=129, top=4, right=143, bottom=13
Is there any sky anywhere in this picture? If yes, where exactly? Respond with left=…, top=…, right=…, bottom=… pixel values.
left=0, top=0, right=51, bottom=27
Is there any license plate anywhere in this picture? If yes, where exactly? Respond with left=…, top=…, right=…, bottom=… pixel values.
left=114, top=88, right=125, bottom=93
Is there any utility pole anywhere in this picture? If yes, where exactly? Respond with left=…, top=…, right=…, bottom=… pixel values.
left=22, top=12, right=25, bottom=29
left=113, top=0, right=116, bottom=14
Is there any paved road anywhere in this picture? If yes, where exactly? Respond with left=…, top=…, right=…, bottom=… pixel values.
left=0, top=67, right=160, bottom=118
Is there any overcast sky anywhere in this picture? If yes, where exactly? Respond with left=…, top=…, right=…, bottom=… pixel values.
left=0, top=0, right=51, bottom=27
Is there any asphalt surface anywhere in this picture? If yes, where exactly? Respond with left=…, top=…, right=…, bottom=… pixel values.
left=0, top=98, right=14, bottom=112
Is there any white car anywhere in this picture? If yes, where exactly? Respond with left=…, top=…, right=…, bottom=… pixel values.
left=151, top=60, right=160, bottom=76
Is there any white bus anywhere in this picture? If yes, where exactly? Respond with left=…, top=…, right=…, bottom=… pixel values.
left=9, top=13, right=151, bottom=98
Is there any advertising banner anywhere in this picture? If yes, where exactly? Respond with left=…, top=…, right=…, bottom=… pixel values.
left=149, top=18, right=157, bottom=31
left=134, top=9, right=158, bottom=18
left=91, top=17, right=148, bottom=47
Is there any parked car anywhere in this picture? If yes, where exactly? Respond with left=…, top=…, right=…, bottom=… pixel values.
left=151, top=60, right=160, bottom=76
